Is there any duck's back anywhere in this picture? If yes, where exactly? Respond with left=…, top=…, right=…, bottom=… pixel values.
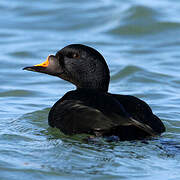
left=48, top=89, right=164, bottom=140
left=112, top=94, right=165, bottom=134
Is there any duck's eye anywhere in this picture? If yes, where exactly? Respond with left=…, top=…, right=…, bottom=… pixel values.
left=73, top=53, right=79, bottom=58
left=67, top=53, right=80, bottom=59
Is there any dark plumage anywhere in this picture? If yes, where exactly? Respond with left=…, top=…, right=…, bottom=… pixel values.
left=23, top=44, right=165, bottom=140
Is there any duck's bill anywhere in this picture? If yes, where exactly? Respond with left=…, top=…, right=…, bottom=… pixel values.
left=23, top=56, right=50, bottom=72
left=23, top=65, right=47, bottom=72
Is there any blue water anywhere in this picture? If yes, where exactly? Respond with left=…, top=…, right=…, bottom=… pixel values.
left=1, top=0, right=180, bottom=179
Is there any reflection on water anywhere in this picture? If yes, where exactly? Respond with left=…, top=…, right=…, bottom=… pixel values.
left=1, top=0, right=180, bottom=179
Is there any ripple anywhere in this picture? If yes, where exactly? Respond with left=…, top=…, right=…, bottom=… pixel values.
left=111, top=65, right=143, bottom=81
left=123, top=5, right=159, bottom=22
left=107, top=5, right=180, bottom=36
left=111, top=64, right=172, bottom=84
left=108, top=21, right=180, bottom=36
left=8, top=51, right=34, bottom=58
left=0, top=90, right=37, bottom=97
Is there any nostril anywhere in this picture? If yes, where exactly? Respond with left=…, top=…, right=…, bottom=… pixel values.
left=49, top=54, right=55, bottom=57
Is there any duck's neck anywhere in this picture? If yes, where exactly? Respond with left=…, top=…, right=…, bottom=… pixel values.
left=76, top=80, right=109, bottom=92
left=75, top=61, right=110, bottom=92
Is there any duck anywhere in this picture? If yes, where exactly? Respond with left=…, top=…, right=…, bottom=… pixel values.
left=23, top=44, right=165, bottom=141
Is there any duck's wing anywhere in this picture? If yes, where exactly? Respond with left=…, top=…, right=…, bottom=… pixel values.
left=111, top=94, right=166, bottom=134
left=48, top=91, right=158, bottom=139
left=48, top=99, right=116, bottom=135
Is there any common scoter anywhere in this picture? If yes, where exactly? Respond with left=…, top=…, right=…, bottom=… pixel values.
left=23, top=44, right=165, bottom=140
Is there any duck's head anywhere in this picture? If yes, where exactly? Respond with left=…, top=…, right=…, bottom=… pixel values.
left=23, top=44, right=110, bottom=92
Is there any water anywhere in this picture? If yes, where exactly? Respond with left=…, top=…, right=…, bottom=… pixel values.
left=1, top=0, right=180, bottom=179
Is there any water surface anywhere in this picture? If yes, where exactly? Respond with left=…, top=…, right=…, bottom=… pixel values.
left=1, top=0, right=180, bottom=179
